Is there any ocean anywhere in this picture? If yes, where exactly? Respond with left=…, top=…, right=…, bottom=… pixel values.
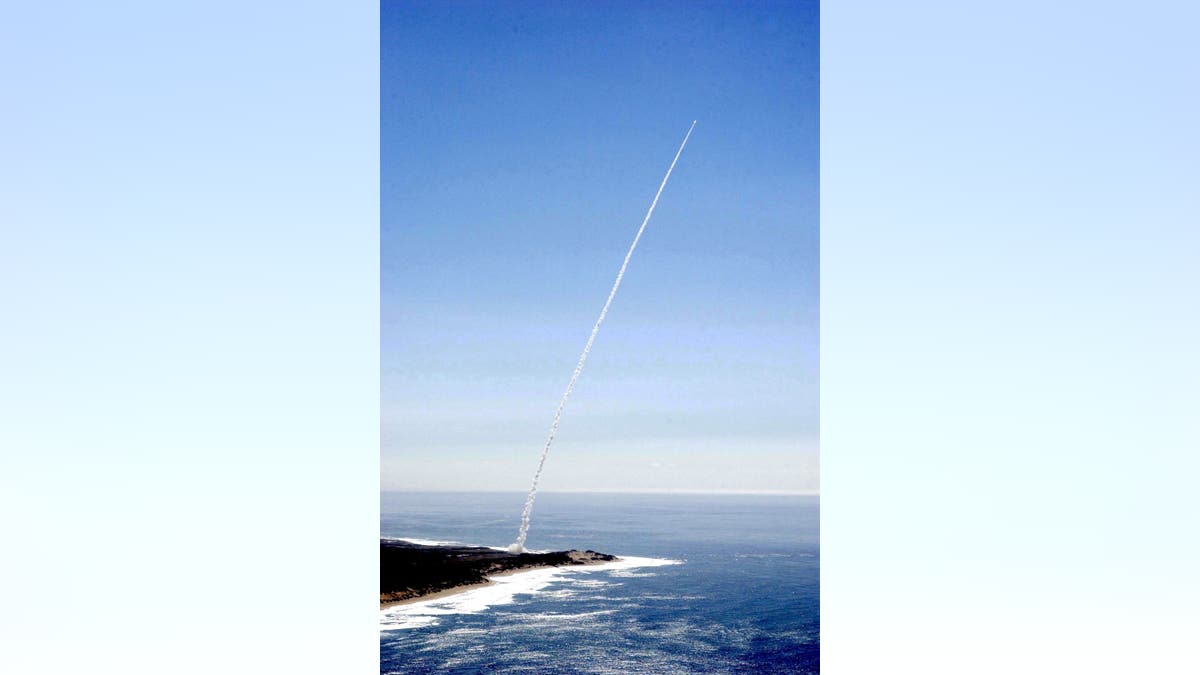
left=380, top=492, right=819, bottom=674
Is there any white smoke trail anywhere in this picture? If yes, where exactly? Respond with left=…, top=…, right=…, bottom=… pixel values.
left=508, top=120, right=697, bottom=554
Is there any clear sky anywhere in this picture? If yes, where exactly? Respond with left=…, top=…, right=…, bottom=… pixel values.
left=381, top=1, right=818, bottom=493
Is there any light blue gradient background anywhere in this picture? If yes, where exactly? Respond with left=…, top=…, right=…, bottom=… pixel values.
left=0, top=2, right=378, bottom=674
left=824, top=1, right=1200, bottom=672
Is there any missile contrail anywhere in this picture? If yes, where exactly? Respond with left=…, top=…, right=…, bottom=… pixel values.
left=509, top=120, right=697, bottom=554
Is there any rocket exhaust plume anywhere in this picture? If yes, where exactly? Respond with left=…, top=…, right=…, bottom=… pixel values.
left=508, top=120, right=697, bottom=554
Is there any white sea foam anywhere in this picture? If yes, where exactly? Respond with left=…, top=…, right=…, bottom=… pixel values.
left=383, top=536, right=513, bottom=552
left=383, top=537, right=461, bottom=547
left=379, top=555, right=681, bottom=631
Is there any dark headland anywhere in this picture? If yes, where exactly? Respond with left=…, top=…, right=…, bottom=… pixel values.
left=381, top=540, right=618, bottom=607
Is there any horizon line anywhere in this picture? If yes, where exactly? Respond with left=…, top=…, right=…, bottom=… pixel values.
left=381, top=488, right=819, bottom=496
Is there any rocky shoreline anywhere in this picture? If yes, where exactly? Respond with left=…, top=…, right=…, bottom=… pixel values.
left=381, top=540, right=618, bottom=607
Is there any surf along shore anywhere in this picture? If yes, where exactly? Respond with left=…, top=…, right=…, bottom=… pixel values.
left=381, top=539, right=618, bottom=608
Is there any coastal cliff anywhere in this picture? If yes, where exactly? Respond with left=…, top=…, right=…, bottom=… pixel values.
left=381, top=540, right=617, bottom=606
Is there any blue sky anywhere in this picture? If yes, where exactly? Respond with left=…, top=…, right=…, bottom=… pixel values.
left=382, top=1, right=818, bottom=493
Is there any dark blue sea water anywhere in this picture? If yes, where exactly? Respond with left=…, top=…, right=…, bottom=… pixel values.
left=380, top=492, right=819, bottom=674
